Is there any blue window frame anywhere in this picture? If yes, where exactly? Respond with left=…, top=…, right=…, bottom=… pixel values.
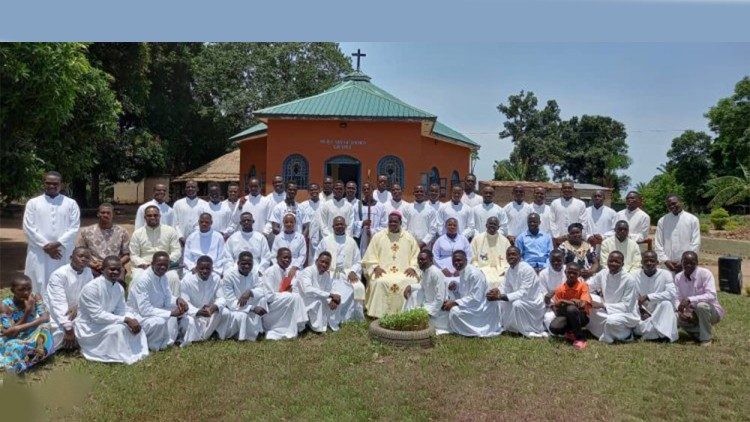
left=377, top=155, right=405, bottom=188
left=282, top=154, right=309, bottom=189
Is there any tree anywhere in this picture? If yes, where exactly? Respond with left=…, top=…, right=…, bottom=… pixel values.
left=493, top=159, right=529, bottom=181
left=706, top=76, right=750, bottom=178
left=556, top=115, right=631, bottom=198
left=665, top=130, right=712, bottom=210
left=703, top=164, right=750, bottom=209
left=0, top=43, right=120, bottom=204
left=497, top=91, right=563, bottom=181
left=637, top=169, right=684, bottom=222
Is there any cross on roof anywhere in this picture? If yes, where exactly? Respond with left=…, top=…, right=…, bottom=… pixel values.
left=352, top=49, right=366, bottom=71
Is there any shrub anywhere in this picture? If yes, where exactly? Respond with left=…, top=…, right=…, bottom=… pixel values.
left=700, top=222, right=710, bottom=234
left=379, top=308, right=430, bottom=331
left=710, top=207, right=731, bottom=230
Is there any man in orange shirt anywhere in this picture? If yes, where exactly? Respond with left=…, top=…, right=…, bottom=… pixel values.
left=549, top=262, right=592, bottom=350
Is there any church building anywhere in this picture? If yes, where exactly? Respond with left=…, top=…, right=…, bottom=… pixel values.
left=229, top=57, right=479, bottom=200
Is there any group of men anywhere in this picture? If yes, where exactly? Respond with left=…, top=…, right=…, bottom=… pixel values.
left=19, top=169, right=723, bottom=365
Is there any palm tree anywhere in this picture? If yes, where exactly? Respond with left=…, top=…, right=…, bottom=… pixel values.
left=704, top=164, right=750, bottom=208
left=493, top=159, right=529, bottom=181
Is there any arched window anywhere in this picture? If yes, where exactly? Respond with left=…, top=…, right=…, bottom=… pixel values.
left=377, top=155, right=405, bottom=188
left=451, top=170, right=461, bottom=187
left=283, top=154, right=309, bottom=189
left=429, top=167, right=440, bottom=186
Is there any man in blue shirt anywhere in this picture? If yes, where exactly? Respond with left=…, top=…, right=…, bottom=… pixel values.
left=514, top=213, right=553, bottom=273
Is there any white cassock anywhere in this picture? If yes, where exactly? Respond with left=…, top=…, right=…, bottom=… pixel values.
left=173, top=196, right=209, bottom=240
left=267, top=231, right=307, bottom=271
left=127, top=268, right=197, bottom=350
left=581, top=205, right=617, bottom=239
left=23, top=193, right=81, bottom=294
left=180, top=272, right=237, bottom=343
left=46, top=264, right=94, bottom=349
left=614, top=208, right=651, bottom=242
left=260, top=264, right=309, bottom=339
left=499, top=261, right=547, bottom=337
left=600, top=237, right=642, bottom=273
left=266, top=191, right=286, bottom=207
left=474, top=202, right=510, bottom=237
left=429, top=200, right=443, bottom=213
left=297, top=265, right=353, bottom=332
left=319, top=197, right=356, bottom=238
left=406, top=201, right=439, bottom=246
left=654, top=210, right=701, bottom=263
left=404, top=265, right=450, bottom=334
left=448, top=265, right=502, bottom=337
left=129, top=224, right=182, bottom=295
left=470, top=232, right=511, bottom=291
left=134, top=199, right=174, bottom=230
left=549, top=197, right=586, bottom=238
left=183, top=230, right=228, bottom=273
left=503, top=201, right=532, bottom=238
left=268, top=201, right=309, bottom=234
left=437, top=201, right=475, bottom=239
left=300, top=198, right=323, bottom=264
left=319, top=191, right=334, bottom=202
left=530, top=202, right=553, bottom=235
left=206, top=200, right=236, bottom=236
left=461, top=191, right=483, bottom=207
left=374, top=189, right=393, bottom=205
left=75, top=276, right=149, bottom=364
left=240, top=194, right=273, bottom=235
left=353, top=201, right=387, bottom=257
left=432, top=234, right=473, bottom=287
left=538, top=266, right=566, bottom=330
left=586, top=270, right=640, bottom=343
left=223, top=230, right=270, bottom=274
left=315, top=234, right=364, bottom=321
left=223, top=199, right=242, bottom=235
left=382, top=199, right=411, bottom=227
left=221, top=267, right=269, bottom=340
left=634, top=269, right=678, bottom=342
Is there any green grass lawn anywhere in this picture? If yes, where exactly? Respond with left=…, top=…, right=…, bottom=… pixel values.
left=2, top=292, right=750, bottom=421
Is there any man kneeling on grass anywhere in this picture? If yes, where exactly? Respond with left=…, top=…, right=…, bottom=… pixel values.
left=674, top=251, right=725, bottom=346
left=298, top=252, right=353, bottom=333
left=403, top=249, right=450, bottom=334
left=548, top=263, right=591, bottom=350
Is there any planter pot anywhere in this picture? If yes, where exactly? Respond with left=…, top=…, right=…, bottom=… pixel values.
left=369, top=319, right=435, bottom=348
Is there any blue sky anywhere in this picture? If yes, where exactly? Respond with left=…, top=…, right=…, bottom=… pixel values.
left=338, top=42, right=750, bottom=189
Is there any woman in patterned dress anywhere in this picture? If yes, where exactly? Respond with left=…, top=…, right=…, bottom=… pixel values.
left=1, top=275, right=54, bottom=373
left=558, top=223, right=600, bottom=279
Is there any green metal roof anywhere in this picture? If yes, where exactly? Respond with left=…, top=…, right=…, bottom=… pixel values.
left=228, top=122, right=267, bottom=141
left=230, top=71, right=479, bottom=149
left=253, top=71, right=436, bottom=120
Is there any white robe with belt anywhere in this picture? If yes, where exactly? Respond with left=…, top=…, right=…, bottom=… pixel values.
left=46, top=264, right=93, bottom=349
left=297, top=266, right=352, bottom=332
left=316, top=234, right=364, bottom=321
left=404, top=265, right=450, bottom=334
left=259, top=264, right=309, bottom=339
left=634, top=269, right=678, bottom=342
left=500, top=261, right=547, bottom=337
left=448, top=265, right=502, bottom=337
left=222, top=267, right=269, bottom=341
left=586, top=270, right=640, bottom=343
left=75, top=276, right=149, bottom=364
left=180, top=272, right=235, bottom=343
left=23, top=194, right=81, bottom=293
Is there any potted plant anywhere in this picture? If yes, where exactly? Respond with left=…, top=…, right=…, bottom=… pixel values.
left=369, top=308, right=435, bottom=348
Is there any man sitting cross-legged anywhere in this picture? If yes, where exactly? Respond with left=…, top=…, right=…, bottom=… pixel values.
left=127, top=252, right=196, bottom=350
left=548, top=263, right=592, bottom=350
left=674, top=251, right=725, bottom=346
left=403, top=249, right=451, bottom=335
left=315, top=216, right=365, bottom=321
left=46, top=246, right=94, bottom=351
left=586, top=251, right=640, bottom=343
left=487, top=246, right=547, bottom=337
left=297, top=252, right=354, bottom=333
left=362, top=211, right=421, bottom=318
left=75, top=256, right=148, bottom=364
left=634, top=251, right=678, bottom=342
left=221, top=252, right=270, bottom=341
left=256, top=248, right=308, bottom=340
left=444, top=250, right=502, bottom=337
left=180, top=256, right=241, bottom=344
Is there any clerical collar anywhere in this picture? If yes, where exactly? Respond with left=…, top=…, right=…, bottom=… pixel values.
left=483, top=202, right=493, bottom=206
left=199, top=230, right=212, bottom=236
left=334, top=234, right=346, bottom=242
left=447, top=233, right=458, bottom=240
left=643, top=269, right=657, bottom=277
left=45, top=193, right=60, bottom=199
left=241, top=230, right=253, bottom=235
left=514, top=200, right=524, bottom=205
left=211, top=200, right=221, bottom=205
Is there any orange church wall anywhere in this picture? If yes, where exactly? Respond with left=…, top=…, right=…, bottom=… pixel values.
left=239, top=119, right=473, bottom=200
left=238, top=136, right=267, bottom=193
